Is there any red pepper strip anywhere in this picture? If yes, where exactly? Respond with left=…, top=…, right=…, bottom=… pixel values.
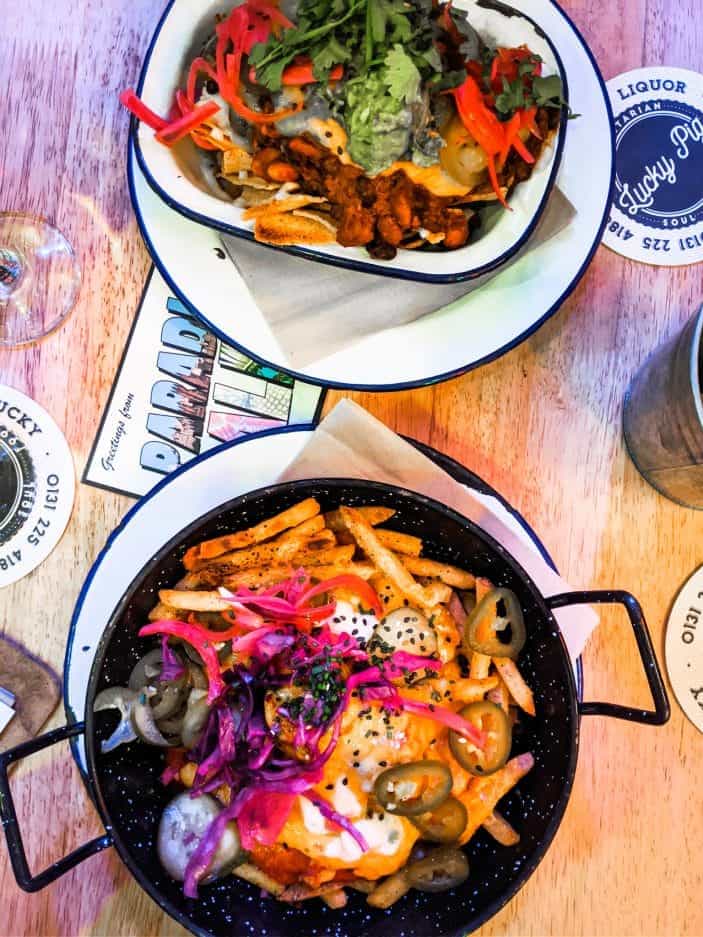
left=154, top=100, right=220, bottom=146
left=486, top=157, right=508, bottom=209
left=497, top=111, right=521, bottom=170
left=520, top=106, right=542, bottom=140
left=511, top=132, right=535, bottom=165
left=489, top=46, right=541, bottom=94
left=282, top=61, right=344, bottom=85
left=186, top=57, right=219, bottom=107
left=452, top=75, right=510, bottom=207
left=119, top=89, right=168, bottom=131
left=296, top=574, right=383, bottom=618
left=247, top=0, right=294, bottom=30
left=248, top=61, right=344, bottom=85
left=452, top=75, right=505, bottom=153
left=216, top=43, right=299, bottom=125
left=139, top=620, right=225, bottom=703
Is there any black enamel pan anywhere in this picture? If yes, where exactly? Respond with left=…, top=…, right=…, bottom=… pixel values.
left=0, top=479, right=670, bottom=936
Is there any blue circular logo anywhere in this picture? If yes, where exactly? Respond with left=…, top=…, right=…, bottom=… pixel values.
left=614, top=99, right=703, bottom=230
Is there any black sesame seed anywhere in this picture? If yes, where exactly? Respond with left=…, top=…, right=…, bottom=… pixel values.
left=326, top=783, right=334, bottom=790
left=342, top=777, right=349, bottom=786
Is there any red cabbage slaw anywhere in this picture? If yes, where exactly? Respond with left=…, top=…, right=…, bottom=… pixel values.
left=138, top=569, right=485, bottom=896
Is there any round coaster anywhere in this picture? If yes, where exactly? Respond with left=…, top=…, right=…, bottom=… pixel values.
left=665, top=565, right=703, bottom=733
left=0, top=385, right=75, bottom=588
left=604, top=67, right=703, bottom=266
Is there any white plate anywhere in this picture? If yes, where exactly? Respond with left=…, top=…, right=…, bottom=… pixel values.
left=128, top=0, right=614, bottom=390
left=133, top=0, right=567, bottom=282
left=64, top=425, right=578, bottom=775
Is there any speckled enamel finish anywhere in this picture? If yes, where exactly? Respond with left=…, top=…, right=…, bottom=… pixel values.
left=85, top=479, right=578, bottom=937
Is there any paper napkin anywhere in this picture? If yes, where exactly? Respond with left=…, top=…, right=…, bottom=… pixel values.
left=279, top=399, right=598, bottom=660
left=224, top=188, right=576, bottom=368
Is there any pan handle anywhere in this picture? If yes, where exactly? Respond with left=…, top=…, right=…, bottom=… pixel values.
left=547, top=590, right=670, bottom=725
left=0, top=722, right=113, bottom=892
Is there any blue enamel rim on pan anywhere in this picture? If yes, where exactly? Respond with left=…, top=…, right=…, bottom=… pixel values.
left=131, top=1, right=569, bottom=285
left=127, top=0, right=616, bottom=393
left=65, top=424, right=583, bottom=780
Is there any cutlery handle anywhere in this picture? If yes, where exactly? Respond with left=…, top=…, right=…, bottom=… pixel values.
left=0, top=722, right=113, bottom=892
left=547, top=590, right=670, bottom=725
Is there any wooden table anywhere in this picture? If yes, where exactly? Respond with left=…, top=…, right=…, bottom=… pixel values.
left=1, top=1, right=702, bottom=934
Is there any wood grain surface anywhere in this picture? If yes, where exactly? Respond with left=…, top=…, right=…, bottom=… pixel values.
left=1, top=1, right=702, bottom=935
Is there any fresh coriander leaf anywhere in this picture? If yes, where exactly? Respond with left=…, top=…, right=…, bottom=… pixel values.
left=384, top=45, right=421, bottom=103
left=532, top=74, right=566, bottom=107
left=495, top=76, right=526, bottom=115
left=370, top=2, right=388, bottom=43
left=428, top=68, right=467, bottom=92
left=419, top=45, right=442, bottom=73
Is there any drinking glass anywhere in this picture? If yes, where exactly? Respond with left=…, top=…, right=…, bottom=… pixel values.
left=623, top=305, right=703, bottom=508
left=0, top=212, right=81, bottom=347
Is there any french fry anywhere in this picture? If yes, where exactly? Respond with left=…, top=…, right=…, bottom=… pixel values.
left=348, top=879, right=375, bottom=894
left=376, top=530, right=423, bottom=556
left=400, top=556, right=475, bottom=589
left=459, top=752, right=535, bottom=844
left=291, top=544, right=355, bottom=568
left=148, top=602, right=178, bottom=622
left=188, top=537, right=301, bottom=573
left=339, top=506, right=440, bottom=611
left=369, top=574, right=407, bottom=614
left=493, top=658, right=536, bottom=716
left=179, top=762, right=198, bottom=787
left=220, top=562, right=375, bottom=590
left=322, top=888, right=348, bottom=909
left=325, top=506, right=395, bottom=533
left=182, top=498, right=320, bottom=568
left=277, top=515, right=326, bottom=541
left=469, top=577, right=493, bottom=679
left=158, top=589, right=231, bottom=612
left=430, top=605, right=462, bottom=663
left=366, top=870, right=411, bottom=909
left=487, top=674, right=511, bottom=713
left=450, top=676, right=499, bottom=703
left=482, top=810, right=520, bottom=846
left=234, top=862, right=285, bottom=896
left=448, top=590, right=468, bottom=628
left=280, top=881, right=348, bottom=904
left=194, top=545, right=357, bottom=588
left=299, top=530, right=338, bottom=550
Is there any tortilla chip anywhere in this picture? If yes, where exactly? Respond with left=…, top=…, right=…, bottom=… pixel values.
left=292, top=209, right=337, bottom=235
left=243, top=194, right=327, bottom=220
left=254, top=211, right=337, bottom=246
left=241, top=176, right=280, bottom=190
left=242, top=186, right=278, bottom=207
left=222, top=146, right=253, bottom=174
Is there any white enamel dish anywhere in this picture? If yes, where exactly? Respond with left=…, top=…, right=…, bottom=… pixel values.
left=128, top=1, right=614, bottom=391
left=132, top=0, right=569, bottom=283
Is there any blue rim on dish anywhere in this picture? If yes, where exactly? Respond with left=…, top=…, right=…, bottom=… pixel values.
left=130, top=0, right=569, bottom=285
left=65, top=423, right=583, bottom=781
